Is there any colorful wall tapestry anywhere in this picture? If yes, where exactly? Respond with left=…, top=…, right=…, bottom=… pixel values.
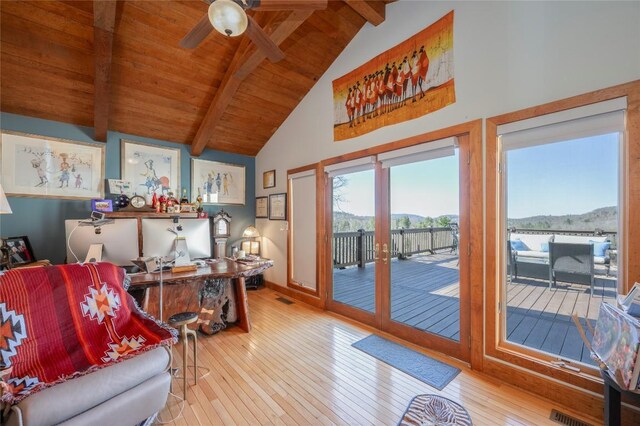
left=333, top=11, right=455, bottom=141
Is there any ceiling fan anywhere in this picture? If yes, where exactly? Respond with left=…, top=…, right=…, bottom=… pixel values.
left=180, top=0, right=326, bottom=63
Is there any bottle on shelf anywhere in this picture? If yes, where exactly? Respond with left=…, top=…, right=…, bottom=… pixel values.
left=181, top=188, right=189, bottom=204
left=151, top=192, right=159, bottom=213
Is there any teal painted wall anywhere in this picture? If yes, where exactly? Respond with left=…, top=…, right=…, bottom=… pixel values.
left=0, top=113, right=256, bottom=264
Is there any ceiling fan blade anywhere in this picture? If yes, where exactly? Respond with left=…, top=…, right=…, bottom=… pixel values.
left=245, top=16, right=285, bottom=63
left=250, top=0, right=327, bottom=11
left=180, top=14, right=213, bottom=49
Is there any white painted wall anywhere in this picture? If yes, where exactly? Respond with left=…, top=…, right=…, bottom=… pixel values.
left=256, top=0, right=640, bottom=287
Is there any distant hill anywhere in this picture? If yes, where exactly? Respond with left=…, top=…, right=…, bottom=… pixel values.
left=332, top=206, right=616, bottom=233
left=508, top=206, right=617, bottom=232
left=333, top=211, right=459, bottom=232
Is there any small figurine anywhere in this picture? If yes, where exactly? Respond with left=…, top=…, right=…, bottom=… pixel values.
left=158, top=194, right=167, bottom=213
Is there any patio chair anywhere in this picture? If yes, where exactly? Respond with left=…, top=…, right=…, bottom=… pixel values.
left=449, top=223, right=459, bottom=254
left=549, top=242, right=595, bottom=295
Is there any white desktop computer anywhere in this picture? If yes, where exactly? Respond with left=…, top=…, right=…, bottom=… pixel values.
left=65, top=219, right=139, bottom=266
left=141, top=218, right=212, bottom=260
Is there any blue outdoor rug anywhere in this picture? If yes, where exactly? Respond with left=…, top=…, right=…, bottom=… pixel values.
left=352, top=335, right=460, bottom=390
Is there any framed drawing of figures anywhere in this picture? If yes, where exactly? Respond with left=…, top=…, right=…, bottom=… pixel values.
left=256, top=196, right=268, bottom=218
left=121, top=140, right=180, bottom=197
left=192, top=159, right=245, bottom=205
left=1, top=131, right=105, bottom=199
left=269, top=193, right=287, bottom=220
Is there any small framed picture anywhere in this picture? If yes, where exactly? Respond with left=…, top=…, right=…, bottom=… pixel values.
left=4, top=236, right=36, bottom=266
left=180, top=203, right=196, bottom=213
left=256, top=196, right=268, bottom=218
left=107, top=179, right=132, bottom=195
left=91, top=199, right=113, bottom=212
left=269, top=193, right=287, bottom=220
left=263, top=170, right=276, bottom=189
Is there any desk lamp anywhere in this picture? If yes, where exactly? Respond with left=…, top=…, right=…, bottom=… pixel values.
left=241, top=225, right=260, bottom=256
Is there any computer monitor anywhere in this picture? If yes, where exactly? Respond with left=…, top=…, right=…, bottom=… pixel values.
left=141, top=218, right=212, bottom=260
left=65, top=219, right=139, bottom=266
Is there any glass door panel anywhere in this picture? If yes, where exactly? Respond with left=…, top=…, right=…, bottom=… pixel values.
left=503, top=133, right=620, bottom=366
left=331, top=169, right=376, bottom=313
left=388, top=151, right=461, bottom=341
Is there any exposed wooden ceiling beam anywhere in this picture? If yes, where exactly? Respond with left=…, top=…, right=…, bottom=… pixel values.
left=191, top=9, right=314, bottom=156
left=344, top=0, right=386, bottom=26
left=93, top=0, right=117, bottom=142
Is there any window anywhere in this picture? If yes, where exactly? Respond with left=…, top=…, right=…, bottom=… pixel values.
left=496, top=97, right=626, bottom=370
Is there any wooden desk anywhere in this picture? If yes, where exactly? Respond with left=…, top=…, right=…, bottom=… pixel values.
left=128, top=259, right=273, bottom=332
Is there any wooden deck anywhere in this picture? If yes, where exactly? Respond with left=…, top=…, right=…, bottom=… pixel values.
left=333, top=252, right=616, bottom=365
left=333, top=253, right=461, bottom=341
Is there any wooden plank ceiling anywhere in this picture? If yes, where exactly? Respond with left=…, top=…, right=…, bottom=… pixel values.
left=1, top=0, right=391, bottom=156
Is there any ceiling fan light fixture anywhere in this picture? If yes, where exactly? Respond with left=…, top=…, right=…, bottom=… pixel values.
left=208, top=0, right=248, bottom=37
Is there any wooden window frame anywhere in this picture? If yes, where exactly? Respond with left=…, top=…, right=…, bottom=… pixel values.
left=485, top=80, right=640, bottom=393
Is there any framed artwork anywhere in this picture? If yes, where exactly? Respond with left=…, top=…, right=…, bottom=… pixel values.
left=332, top=11, right=455, bottom=141
left=269, top=193, right=287, bottom=220
left=256, top=196, right=268, bottom=218
left=263, top=170, right=276, bottom=189
left=121, top=139, right=180, bottom=198
left=4, top=236, right=36, bottom=265
left=192, top=159, right=245, bottom=205
left=91, top=199, right=113, bottom=212
left=107, top=179, right=132, bottom=195
left=1, top=131, right=105, bottom=199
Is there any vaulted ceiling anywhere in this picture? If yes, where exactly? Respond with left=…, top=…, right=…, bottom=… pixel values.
left=1, top=0, right=392, bottom=156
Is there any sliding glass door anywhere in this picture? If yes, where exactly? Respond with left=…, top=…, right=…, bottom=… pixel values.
left=326, top=137, right=470, bottom=361
left=330, top=167, right=377, bottom=315
left=387, top=148, right=461, bottom=341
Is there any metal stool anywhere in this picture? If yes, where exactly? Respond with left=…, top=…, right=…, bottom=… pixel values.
left=168, top=311, right=208, bottom=400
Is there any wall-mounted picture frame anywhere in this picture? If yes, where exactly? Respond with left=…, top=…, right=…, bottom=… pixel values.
left=4, top=236, right=36, bottom=266
left=107, top=179, right=132, bottom=195
left=256, top=196, right=268, bottom=218
left=192, top=159, right=245, bottom=205
left=1, top=131, right=105, bottom=200
left=269, top=193, right=287, bottom=220
left=263, top=170, right=276, bottom=189
left=91, top=199, right=113, bottom=212
left=121, top=139, right=180, bottom=198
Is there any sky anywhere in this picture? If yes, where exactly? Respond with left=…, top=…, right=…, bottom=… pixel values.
left=333, top=152, right=460, bottom=217
left=506, top=133, right=618, bottom=218
left=333, top=132, right=619, bottom=219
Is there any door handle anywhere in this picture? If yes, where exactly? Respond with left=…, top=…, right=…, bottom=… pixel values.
left=374, top=243, right=380, bottom=262
left=382, top=243, right=389, bottom=264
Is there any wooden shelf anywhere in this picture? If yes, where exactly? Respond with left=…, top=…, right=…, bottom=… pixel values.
left=105, top=211, right=199, bottom=219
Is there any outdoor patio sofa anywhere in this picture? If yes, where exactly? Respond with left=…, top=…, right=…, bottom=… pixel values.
left=509, top=233, right=610, bottom=268
left=508, top=233, right=611, bottom=293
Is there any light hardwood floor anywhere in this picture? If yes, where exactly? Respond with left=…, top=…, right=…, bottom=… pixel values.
left=157, top=288, right=597, bottom=426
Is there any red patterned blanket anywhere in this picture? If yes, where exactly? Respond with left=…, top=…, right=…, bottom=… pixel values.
left=0, top=262, right=177, bottom=404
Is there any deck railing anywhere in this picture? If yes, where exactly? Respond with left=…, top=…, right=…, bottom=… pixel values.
left=332, top=227, right=617, bottom=269
left=333, top=227, right=456, bottom=268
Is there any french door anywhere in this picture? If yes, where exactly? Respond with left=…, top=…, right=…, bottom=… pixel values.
left=325, top=136, right=471, bottom=362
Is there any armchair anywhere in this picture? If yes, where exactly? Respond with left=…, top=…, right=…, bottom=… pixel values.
left=549, top=242, right=595, bottom=295
left=0, top=262, right=176, bottom=426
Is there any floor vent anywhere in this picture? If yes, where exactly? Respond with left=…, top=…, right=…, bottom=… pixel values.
left=276, top=297, right=294, bottom=305
left=550, top=409, right=592, bottom=426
